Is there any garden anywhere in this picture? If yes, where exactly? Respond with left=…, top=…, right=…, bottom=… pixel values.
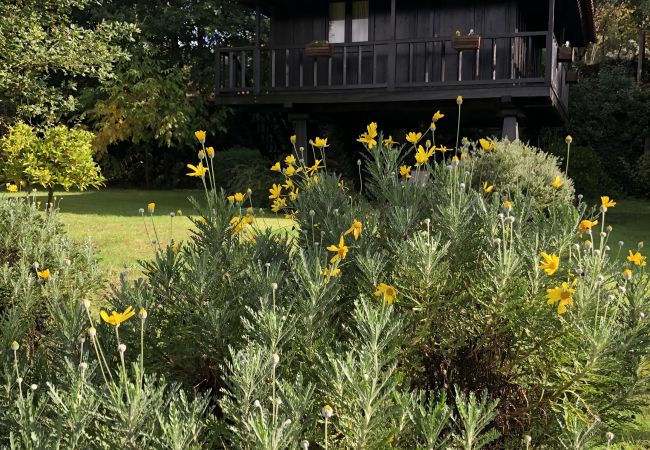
left=1, top=0, right=650, bottom=449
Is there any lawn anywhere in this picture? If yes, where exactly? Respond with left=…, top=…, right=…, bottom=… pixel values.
left=29, top=189, right=294, bottom=283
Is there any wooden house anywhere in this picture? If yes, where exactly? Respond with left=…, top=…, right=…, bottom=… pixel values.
left=216, top=0, right=596, bottom=148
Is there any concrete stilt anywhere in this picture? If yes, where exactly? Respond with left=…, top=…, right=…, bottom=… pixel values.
left=502, top=115, right=519, bottom=141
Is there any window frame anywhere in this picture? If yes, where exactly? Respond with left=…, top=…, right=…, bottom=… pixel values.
left=327, top=0, right=371, bottom=44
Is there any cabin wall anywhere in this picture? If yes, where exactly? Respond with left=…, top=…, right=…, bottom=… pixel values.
left=266, top=0, right=549, bottom=88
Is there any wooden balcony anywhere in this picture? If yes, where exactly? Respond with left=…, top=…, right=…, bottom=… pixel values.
left=216, top=31, right=569, bottom=122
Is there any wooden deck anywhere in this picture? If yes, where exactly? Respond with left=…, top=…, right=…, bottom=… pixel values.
left=215, top=30, right=569, bottom=122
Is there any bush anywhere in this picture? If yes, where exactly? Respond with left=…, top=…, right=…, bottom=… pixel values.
left=0, top=197, right=212, bottom=448
left=0, top=122, right=105, bottom=204
left=104, top=119, right=650, bottom=448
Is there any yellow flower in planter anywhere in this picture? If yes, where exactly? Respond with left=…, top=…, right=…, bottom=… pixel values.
left=374, top=283, right=397, bottom=304
left=551, top=175, right=563, bottom=189
left=327, top=236, right=349, bottom=263
left=482, top=181, right=494, bottom=193
left=623, top=269, right=633, bottom=280
left=344, top=219, right=363, bottom=240
left=289, top=189, right=299, bottom=201
left=627, top=250, right=647, bottom=266
left=283, top=179, right=294, bottom=190
left=268, top=184, right=282, bottom=200
left=479, top=138, right=494, bottom=151
left=147, top=203, right=155, bottom=213
left=414, top=145, right=434, bottom=166
left=400, top=165, right=412, bottom=179
left=37, top=269, right=51, bottom=280
left=578, top=219, right=598, bottom=235
left=186, top=162, right=208, bottom=177
left=206, top=146, right=215, bottom=158
left=502, top=201, right=512, bottom=210
left=538, top=252, right=560, bottom=275
left=227, top=192, right=245, bottom=203
left=405, top=131, right=422, bottom=145
left=601, top=196, right=616, bottom=209
left=285, top=155, right=296, bottom=165
left=309, top=137, right=329, bottom=148
left=100, top=306, right=135, bottom=327
left=6, top=183, right=18, bottom=192
left=270, top=162, right=281, bottom=172
left=546, top=280, right=576, bottom=314
left=290, top=134, right=297, bottom=144
left=432, top=110, right=445, bottom=122
left=194, top=130, right=206, bottom=144
left=436, top=145, right=450, bottom=153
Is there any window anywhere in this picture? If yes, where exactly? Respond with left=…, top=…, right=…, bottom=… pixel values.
left=328, top=2, right=346, bottom=43
left=351, top=1, right=369, bottom=42
left=328, top=1, right=369, bottom=43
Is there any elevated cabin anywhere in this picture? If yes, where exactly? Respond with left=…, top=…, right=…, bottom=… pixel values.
left=216, top=0, right=595, bottom=145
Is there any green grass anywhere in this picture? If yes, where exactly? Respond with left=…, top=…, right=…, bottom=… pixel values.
left=20, top=189, right=293, bottom=283
left=605, top=198, right=650, bottom=248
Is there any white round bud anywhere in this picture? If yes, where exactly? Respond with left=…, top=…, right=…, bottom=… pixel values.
left=498, top=213, right=504, bottom=220
left=30, top=384, right=38, bottom=391
left=138, top=208, right=145, bottom=214
left=87, top=327, right=96, bottom=337
left=460, top=183, right=466, bottom=189
left=16, top=377, right=23, bottom=384
left=271, top=353, right=280, bottom=366
left=600, top=232, right=607, bottom=238
left=640, top=312, right=646, bottom=320
left=507, top=216, right=515, bottom=224
left=82, top=299, right=91, bottom=310
left=322, top=405, right=334, bottom=418
left=594, top=249, right=601, bottom=257
left=118, top=344, right=126, bottom=353
left=524, top=435, right=532, bottom=444
left=606, top=431, right=614, bottom=443
left=356, top=159, right=362, bottom=166
left=309, top=210, right=315, bottom=217
left=271, top=283, right=278, bottom=291
left=607, top=294, right=615, bottom=302
left=607, top=225, right=613, bottom=232
left=618, top=241, right=624, bottom=247
left=79, top=362, right=88, bottom=371
left=638, top=241, right=644, bottom=249
left=600, top=206, right=608, bottom=213
left=253, top=399, right=261, bottom=408
left=283, top=419, right=292, bottom=427
left=424, top=218, right=431, bottom=225
left=597, top=275, right=604, bottom=283
left=493, top=238, right=501, bottom=245
left=577, top=194, right=583, bottom=200
left=301, top=440, right=310, bottom=450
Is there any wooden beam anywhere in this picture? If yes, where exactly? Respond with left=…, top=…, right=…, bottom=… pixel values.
left=545, top=0, right=556, bottom=85
left=387, top=0, right=396, bottom=89
left=254, top=3, right=261, bottom=94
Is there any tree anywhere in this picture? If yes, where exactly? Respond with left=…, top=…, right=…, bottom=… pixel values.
left=0, top=0, right=136, bottom=128
left=0, top=122, right=105, bottom=206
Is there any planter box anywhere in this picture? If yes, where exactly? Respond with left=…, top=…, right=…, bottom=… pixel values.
left=566, top=69, right=579, bottom=84
left=558, top=47, right=573, bottom=63
left=305, top=43, right=332, bottom=57
left=452, top=36, right=481, bottom=51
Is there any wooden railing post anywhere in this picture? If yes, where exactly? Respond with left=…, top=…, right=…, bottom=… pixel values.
left=387, top=0, right=396, bottom=89
left=253, top=3, right=261, bottom=94
left=545, top=0, right=555, bottom=84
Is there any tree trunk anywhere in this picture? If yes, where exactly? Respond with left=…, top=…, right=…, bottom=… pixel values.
left=638, top=29, right=646, bottom=84
left=47, top=188, right=54, bottom=212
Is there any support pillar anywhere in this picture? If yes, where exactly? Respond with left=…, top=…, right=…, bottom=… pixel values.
left=502, top=115, right=519, bottom=141
left=289, top=113, right=310, bottom=162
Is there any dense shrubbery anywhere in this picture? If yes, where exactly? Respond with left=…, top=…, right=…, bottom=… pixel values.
left=2, top=116, right=649, bottom=448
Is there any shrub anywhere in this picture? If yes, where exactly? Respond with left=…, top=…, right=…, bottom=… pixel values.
left=0, top=197, right=212, bottom=448
left=107, top=118, right=649, bottom=448
left=0, top=122, right=105, bottom=205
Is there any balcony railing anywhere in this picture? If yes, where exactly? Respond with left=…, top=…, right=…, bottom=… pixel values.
left=216, top=31, right=550, bottom=94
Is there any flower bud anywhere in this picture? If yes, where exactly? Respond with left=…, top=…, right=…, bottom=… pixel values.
left=139, top=308, right=148, bottom=320
left=10, top=341, right=19, bottom=351
left=30, top=384, right=38, bottom=391
left=356, top=159, right=362, bottom=166
left=271, top=353, right=280, bottom=366
left=594, top=249, right=601, bottom=257
left=618, top=241, right=624, bottom=247
left=507, top=216, right=515, bottom=224
left=309, top=210, right=315, bottom=217
left=577, top=194, right=583, bottom=201
left=459, top=183, right=466, bottom=189
left=118, top=344, right=126, bottom=353
left=524, top=435, right=532, bottom=444
left=271, top=283, right=278, bottom=291
left=640, top=312, right=646, bottom=320
left=600, top=206, right=608, bottom=213
left=16, top=377, right=23, bottom=384
left=253, top=399, right=261, bottom=408
left=638, top=241, right=644, bottom=249
left=498, top=213, right=504, bottom=220
left=138, top=208, right=145, bottom=215
left=600, top=232, right=607, bottom=238
left=301, top=440, right=310, bottom=450
left=606, top=431, right=614, bottom=443
left=322, top=404, right=334, bottom=418
left=618, top=285, right=626, bottom=294
left=597, top=275, right=604, bottom=283
left=493, top=238, right=501, bottom=245
left=424, top=218, right=431, bottom=226
left=82, top=299, right=91, bottom=310
left=607, top=225, right=613, bottom=232
left=79, top=362, right=88, bottom=371
left=283, top=419, right=292, bottom=427
left=88, top=327, right=96, bottom=337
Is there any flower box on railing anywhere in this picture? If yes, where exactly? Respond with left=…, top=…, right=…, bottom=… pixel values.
left=452, top=36, right=481, bottom=51
left=566, top=69, right=579, bottom=84
left=558, top=47, right=573, bottom=63
left=305, top=42, right=332, bottom=58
